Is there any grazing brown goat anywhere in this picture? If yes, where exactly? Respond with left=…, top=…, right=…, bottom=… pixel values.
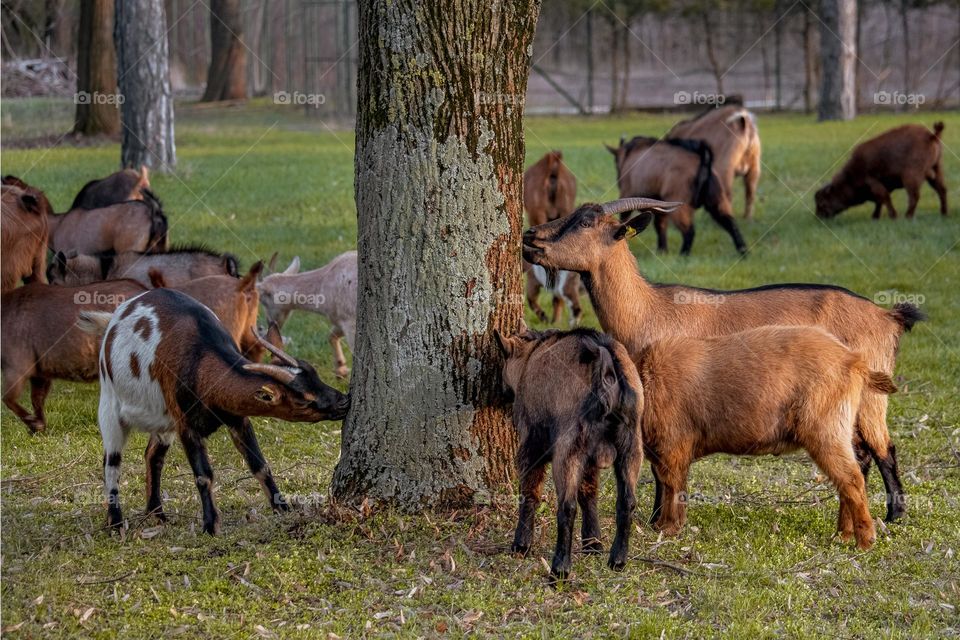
left=497, top=328, right=643, bottom=579
left=1, top=280, right=147, bottom=433
left=148, top=262, right=264, bottom=361
left=1, top=182, right=50, bottom=292
left=816, top=122, right=947, bottom=219
left=607, top=136, right=747, bottom=255
left=48, top=190, right=167, bottom=255
left=47, top=245, right=239, bottom=287
left=668, top=105, right=761, bottom=219
left=523, top=198, right=924, bottom=521
left=523, top=151, right=582, bottom=325
left=71, top=166, right=151, bottom=210
left=637, top=325, right=896, bottom=549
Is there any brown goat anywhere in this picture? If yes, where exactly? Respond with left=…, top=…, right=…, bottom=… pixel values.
left=1, top=182, right=50, bottom=293
left=607, top=136, right=747, bottom=255
left=637, top=325, right=896, bottom=549
left=816, top=122, right=947, bottom=219
left=48, top=190, right=167, bottom=255
left=523, top=198, right=924, bottom=521
left=668, top=105, right=761, bottom=219
left=47, top=245, right=239, bottom=288
left=497, top=328, right=643, bottom=579
left=1, top=280, right=147, bottom=433
left=71, top=166, right=150, bottom=210
left=148, top=262, right=265, bottom=361
left=523, top=151, right=582, bottom=325
left=524, top=151, right=577, bottom=227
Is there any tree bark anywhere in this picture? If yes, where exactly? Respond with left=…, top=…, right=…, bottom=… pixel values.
left=74, top=0, right=120, bottom=136
left=115, top=0, right=176, bottom=169
left=702, top=11, right=725, bottom=95
left=803, top=5, right=816, bottom=113
left=201, top=0, right=247, bottom=101
left=818, top=0, right=857, bottom=121
left=332, top=0, right=539, bottom=510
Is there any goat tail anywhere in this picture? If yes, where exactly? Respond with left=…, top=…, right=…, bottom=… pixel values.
left=933, top=121, right=945, bottom=138
left=147, top=268, right=167, bottom=288
left=76, top=310, right=113, bottom=338
left=665, top=138, right=717, bottom=209
left=142, top=189, right=168, bottom=253
left=866, top=371, right=898, bottom=395
left=889, top=302, right=926, bottom=332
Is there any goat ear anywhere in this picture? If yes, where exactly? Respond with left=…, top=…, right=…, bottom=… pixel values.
left=266, top=251, right=279, bottom=273
left=55, top=251, right=67, bottom=271
left=596, top=347, right=620, bottom=411
left=19, top=193, right=39, bottom=213
left=614, top=211, right=654, bottom=240
left=493, top=330, right=514, bottom=357
left=147, top=268, right=167, bottom=288
left=283, top=256, right=300, bottom=275
left=604, top=143, right=618, bottom=155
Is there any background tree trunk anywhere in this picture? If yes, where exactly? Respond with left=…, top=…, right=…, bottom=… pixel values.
left=115, top=0, right=176, bottom=169
left=73, top=0, right=119, bottom=136
left=818, top=0, right=857, bottom=120
left=201, top=0, right=247, bottom=101
left=332, top=0, right=539, bottom=510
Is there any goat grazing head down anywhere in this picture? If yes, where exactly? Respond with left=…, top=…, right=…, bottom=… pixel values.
left=522, top=198, right=681, bottom=273
left=244, top=329, right=351, bottom=422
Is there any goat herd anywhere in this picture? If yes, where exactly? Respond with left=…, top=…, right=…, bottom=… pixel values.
left=0, top=105, right=948, bottom=582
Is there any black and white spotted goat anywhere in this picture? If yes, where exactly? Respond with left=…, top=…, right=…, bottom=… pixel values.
left=79, top=288, right=350, bottom=534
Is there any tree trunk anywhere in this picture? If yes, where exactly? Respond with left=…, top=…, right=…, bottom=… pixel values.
left=332, top=0, right=539, bottom=510
left=900, top=0, right=911, bottom=98
left=201, top=0, right=247, bottom=101
left=818, top=0, right=857, bottom=121
left=610, top=21, right=620, bottom=113
left=115, top=0, right=176, bottom=170
left=74, top=0, right=120, bottom=136
left=620, top=21, right=631, bottom=111
left=803, top=5, right=816, bottom=113
left=702, top=11, right=725, bottom=95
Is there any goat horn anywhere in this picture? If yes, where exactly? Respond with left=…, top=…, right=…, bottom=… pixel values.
left=601, top=198, right=683, bottom=216
left=251, top=326, right=300, bottom=367
left=243, top=363, right=299, bottom=385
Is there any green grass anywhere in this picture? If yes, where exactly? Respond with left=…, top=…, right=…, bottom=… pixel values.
left=2, top=99, right=958, bottom=638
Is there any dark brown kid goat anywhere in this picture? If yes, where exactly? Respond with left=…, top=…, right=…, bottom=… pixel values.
left=497, top=328, right=643, bottom=580
left=816, top=122, right=947, bottom=219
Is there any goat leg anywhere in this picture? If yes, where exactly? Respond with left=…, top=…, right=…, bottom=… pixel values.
left=511, top=462, right=546, bottom=555
left=28, top=376, right=51, bottom=433
left=180, top=429, right=221, bottom=535
left=550, top=458, right=585, bottom=581
left=3, top=374, right=41, bottom=434
left=577, top=465, right=602, bottom=554
left=144, top=432, right=173, bottom=521
left=228, top=417, right=288, bottom=513
left=329, top=330, right=350, bottom=379
left=609, top=457, right=639, bottom=571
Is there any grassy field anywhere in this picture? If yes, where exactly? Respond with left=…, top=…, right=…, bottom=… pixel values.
left=1, top=99, right=958, bottom=638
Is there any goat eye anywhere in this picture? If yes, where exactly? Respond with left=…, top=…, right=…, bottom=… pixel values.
left=579, top=219, right=591, bottom=228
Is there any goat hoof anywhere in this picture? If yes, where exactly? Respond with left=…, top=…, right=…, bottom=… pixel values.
left=885, top=505, right=906, bottom=522
left=548, top=568, right=569, bottom=584
left=202, top=519, right=221, bottom=536
left=510, top=542, right=530, bottom=556
left=107, top=508, right=124, bottom=530
left=273, top=497, right=290, bottom=512
left=147, top=508, right=168, bottom=523
left=24, top=417, right=45, bottom=434
left=334, top=366, right=350, bottom=380
left=607, top=556, right=627, bottom=571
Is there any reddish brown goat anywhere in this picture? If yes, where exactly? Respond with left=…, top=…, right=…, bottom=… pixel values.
left=1, top=280, right=147, bottom=433
left=523, top=151, right=583, bottom=324
left=148, top=262, right=265, bottom=362
left=1, top=181, right=50, bottom=292
left=524, top=151, right=576, bottom=226
left=816, top=122, right=947, bottom=219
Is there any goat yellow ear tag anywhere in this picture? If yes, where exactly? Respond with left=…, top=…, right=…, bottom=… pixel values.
left=257, top=385, right=278, bottom=402
left=624, top=227, right=638, bottom=239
